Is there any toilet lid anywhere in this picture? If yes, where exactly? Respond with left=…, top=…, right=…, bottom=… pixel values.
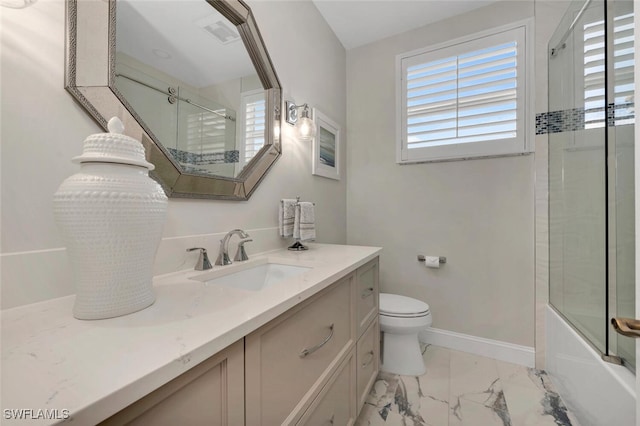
left=379, top=293, right=430, bottom=317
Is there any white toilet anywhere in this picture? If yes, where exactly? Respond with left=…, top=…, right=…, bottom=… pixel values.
left=379, top=293, right=432, bottom=376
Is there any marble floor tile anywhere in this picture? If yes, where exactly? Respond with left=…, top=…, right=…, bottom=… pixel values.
left=496, top=359, right=580, bottom=426
left=449, top=397, right=511, bottom=426
left=417, top=392, right=449, bottom=426
left=449, top=349, right=507, bottom=413
left=365, top=372, right=401, bottom=409
left=356, top=345, right=579, bottom=426
left=356, top=404, right=395, bottom=426
left=420, top=345, right=451, bottom=401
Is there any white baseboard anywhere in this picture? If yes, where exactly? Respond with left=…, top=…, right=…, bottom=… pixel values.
left=419, top=328, right=535, bottom=368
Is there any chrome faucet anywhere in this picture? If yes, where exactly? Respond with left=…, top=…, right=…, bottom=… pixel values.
left=216, top=229, right=252, bottom=265
left=186, top=247, right=212, bottom=270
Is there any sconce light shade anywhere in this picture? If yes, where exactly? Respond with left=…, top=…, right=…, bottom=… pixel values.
left=296, top=107, right=316, bottom=142
left=286, top=101, right=316, bottom=142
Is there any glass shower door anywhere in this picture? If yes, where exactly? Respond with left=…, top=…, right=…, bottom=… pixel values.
left=548, top=0, right=635, bottom=370
left=611, top=0, right=635, bottom=369
left=549, top=0, right=608, bottom=355
left=114, top=60, right=179, bottom=150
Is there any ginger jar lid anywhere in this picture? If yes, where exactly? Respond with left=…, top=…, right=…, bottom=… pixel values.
left=72, top=117, right=155, bottom=170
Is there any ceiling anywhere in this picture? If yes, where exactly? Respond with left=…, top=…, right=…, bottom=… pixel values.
left=117, top=0, right=256, bottom=88
left=311, top=0, right=502, bottom=50
left=115, top=0, right=505, bottom=87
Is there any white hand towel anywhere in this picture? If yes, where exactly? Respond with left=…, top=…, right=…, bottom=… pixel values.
left=279, top=199, right=297, bottom=237
left=293, top=202, right=316, bottom=242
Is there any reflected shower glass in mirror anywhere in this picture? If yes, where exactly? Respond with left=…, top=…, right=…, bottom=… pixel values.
left=114, top=0, right=266, bottom=179
left=65, top=0, right=281, bottom=199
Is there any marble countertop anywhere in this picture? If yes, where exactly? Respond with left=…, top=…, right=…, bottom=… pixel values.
left=1, top=243, right=381, bottom=425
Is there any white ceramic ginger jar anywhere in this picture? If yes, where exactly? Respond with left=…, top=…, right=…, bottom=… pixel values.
left=53, top=117, right=168, bottom=320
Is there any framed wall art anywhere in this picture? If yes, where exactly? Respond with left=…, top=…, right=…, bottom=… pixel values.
left=312, top=109, right=340, bottom=180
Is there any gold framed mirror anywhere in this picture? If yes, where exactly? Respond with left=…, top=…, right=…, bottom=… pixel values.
left=65, top=0, right=282, bottom=200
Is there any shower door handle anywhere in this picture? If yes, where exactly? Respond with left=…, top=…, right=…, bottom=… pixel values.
left=611, top=317, right=640, bottom=338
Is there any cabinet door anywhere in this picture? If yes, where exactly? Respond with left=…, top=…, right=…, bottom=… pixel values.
left=100, top=340, right=244, bottom=426
left=356, top=258, right=379, bottom=337
left=356, top=317, right=379, bottom=413
left=296, top=350, right=357, bottom=426
left=245, top=274, right=355, bottom=425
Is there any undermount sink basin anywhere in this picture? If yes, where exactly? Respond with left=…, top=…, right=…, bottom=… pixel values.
left=191, top=261, right=311, bottom=291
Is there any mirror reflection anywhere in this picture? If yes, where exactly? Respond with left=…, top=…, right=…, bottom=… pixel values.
left=114, top=0, right=266, bottom=179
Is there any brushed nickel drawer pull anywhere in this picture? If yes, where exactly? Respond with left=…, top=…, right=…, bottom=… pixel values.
left=361, top=287, right=374, bottom=298
left=300, top=324, right=334, bottom=358
left=361, top=350, right=375, bottom=368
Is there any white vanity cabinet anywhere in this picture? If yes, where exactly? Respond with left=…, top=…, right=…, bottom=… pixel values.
left=356, top=317, right=379, bottom=412
left=356, top=258, right=379, bottom=338
left=101, top=257, right=380, bottom=426
left=295, top=351, right=357, bottom=426
left=245, top=272, right=356, bottom=424
left=99, top=340, right=245, bottom=426
left=1, top=245, right=384, bottom=426
left=355, top=258, right=380, bottom=412
left=245, top=257, right=379, bottom=425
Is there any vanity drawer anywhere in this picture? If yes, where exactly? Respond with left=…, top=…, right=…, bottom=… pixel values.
left=357, top=317, right=379, bottom=412
left=296, top=350, right=356, bottom=426
left=245, top=274, right=355, bottom=425
left=356, top=258, right=379, bottom=337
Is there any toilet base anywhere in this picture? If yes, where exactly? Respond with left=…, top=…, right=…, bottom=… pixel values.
left=380, top=331, right=426, bottom=376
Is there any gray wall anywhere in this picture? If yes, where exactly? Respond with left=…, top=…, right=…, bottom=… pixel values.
left=1, top=0, right=347, bottom=309
left=346, top=1, right=536, bottom=347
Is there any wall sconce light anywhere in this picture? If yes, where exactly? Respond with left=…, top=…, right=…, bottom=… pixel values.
left=285, top=101, right=316, bottom=142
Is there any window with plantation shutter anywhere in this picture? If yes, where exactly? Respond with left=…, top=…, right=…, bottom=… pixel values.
left=397, top=23, right=531, bottom=163
left=583, top=11, right=635, bottom=129
left=239, top=90, right=266, bottom=170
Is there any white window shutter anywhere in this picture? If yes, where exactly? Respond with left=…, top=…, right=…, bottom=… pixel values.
left=398, top=24, right=529, bottom=162
left=240, top=90, right=266, bottom=168
left=583, top=12, right=635, bottom=128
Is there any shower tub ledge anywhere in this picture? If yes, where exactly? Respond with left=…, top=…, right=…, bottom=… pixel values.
left=545, top=305, right=635, bottom=426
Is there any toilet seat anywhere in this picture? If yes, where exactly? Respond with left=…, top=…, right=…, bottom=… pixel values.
left=379, top=293, right=430, bottom=318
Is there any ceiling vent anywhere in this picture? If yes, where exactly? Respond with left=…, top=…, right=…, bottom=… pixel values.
left=196, top=16, right=240, bottom=45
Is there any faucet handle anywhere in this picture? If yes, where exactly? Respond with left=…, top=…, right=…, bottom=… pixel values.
left=234, top=238, right=253, bottom=262
left=186, top=247, right=212, bottom=271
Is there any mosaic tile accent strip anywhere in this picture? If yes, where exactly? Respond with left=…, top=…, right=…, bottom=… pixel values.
left=223, top=150, right=240, bottom=164
left=614, top=101, right=635, bottom=124
left=607, top=103, right=617, bottom=128
left=536, top=102, right=634, bottom=135
left=166, top=147, right=239, bottom=165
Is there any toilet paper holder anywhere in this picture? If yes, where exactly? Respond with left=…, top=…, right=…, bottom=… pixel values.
left=417, top=255, right=447, bottom=264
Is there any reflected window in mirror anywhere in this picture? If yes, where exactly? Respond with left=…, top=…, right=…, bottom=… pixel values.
left=240, top=90, right=266, bottom=170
